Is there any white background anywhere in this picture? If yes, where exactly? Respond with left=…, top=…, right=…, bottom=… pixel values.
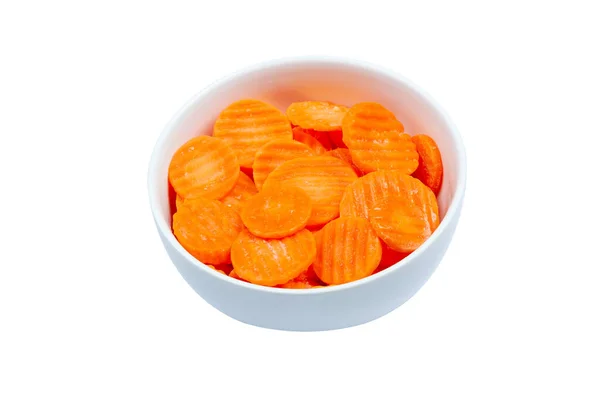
left=1, top=1, right=599, bottom=399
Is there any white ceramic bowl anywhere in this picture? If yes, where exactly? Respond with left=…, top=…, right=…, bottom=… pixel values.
left=148, top=57, right=466, bottom=331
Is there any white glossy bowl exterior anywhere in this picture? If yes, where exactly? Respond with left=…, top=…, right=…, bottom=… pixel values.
left=148, top=57, right=466, bottom=331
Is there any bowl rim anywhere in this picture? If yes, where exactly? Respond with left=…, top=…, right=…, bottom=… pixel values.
left=148, top=55, right=467, bottom=295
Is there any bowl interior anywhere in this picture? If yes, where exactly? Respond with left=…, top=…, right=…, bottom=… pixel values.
left=150, top=59, right=462, bottom=246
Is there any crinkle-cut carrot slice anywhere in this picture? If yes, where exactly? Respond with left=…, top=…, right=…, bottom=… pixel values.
left=411, top=134, right=443, bottom=195
left=252, top=139, right=315, bottom=191
left=292, top=127, right=328, bottom=155
left=172, top=198, right=243, bottom=265
left=278, top=265, right=323, bottom=288
left=286, top=101, right=349, bottom=132
left=230, top=229, right=316, bottom=287
left=278, top=280, right=322, bottom=289
left=341, top=102, right=418, bottom=174
left=326, top=148, right=362, bottom=176
left=369, top=190, right=439, bottom=252
left=205, top=264, right=227, bottom=275
left=339, top=170, right=439, bottom=226
left=262, top=156, right=358, bottom=227
left=241, top=185, right=312, bottom=239
left=175, top=194, right=184, bottom=210
left=213, top=99, right=293, bottom=168
left=328, top=130, right=347, bottom=149
left=168, top=136, right=240, bottom=200
left=377, top=244, right=410, bottom=270
left=303, top=129, right=334, bottom=150
left=312, top=217, right=382, bottom=285
left=219, top=171, right=258, bottom=214
left=228, top=269, right=247, bottom=281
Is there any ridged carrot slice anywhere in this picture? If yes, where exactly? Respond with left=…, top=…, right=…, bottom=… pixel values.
left=326, top=148, right=362, bottom=176
left=229, top=269, right=247, bottom=281
left=213, top=99, right=293, bottom=168
left=252, top=139, right=315, bottom=191
left=312, top=217, right=382, bottom=285
left=341, top=102, right=418, bottom=174
left=286, top=101, right=349, bottom=131
left=173, top=198, right=243, bottom=265
left=205, top=264, right=227, bottom=275
left=339, top=170, right=438, bottom=224
left=219, top=171, right=258, bottom=214
left=292, top=127, right=328, bottom=154
left=278, top=280, right=322, bottom=289
left=411, top=134, right=443, bottom=195
left=175, top=195, right=184, bottom=210
left=262, top=156, right=358, bottom=227
left=369, top=190, right=439, bottom=252
left=168, top=136, right=239, bottom=200
left=241, top=185, right=312, bottom=239
left=230, top=229, right=316, bottom=287
left=304, top=129, right=334, bottom=150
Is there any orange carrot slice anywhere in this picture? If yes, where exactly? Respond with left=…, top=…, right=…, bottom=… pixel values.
left=339, top=170, right=438, bottom=222
left=219, top=171, right=258, bottom=214
left=230, top=229, right=316, bottom=286
left=341, top=102, right=418, bottom=174
left=252, top=139, right=314, bottom=191
left=278, top=280, right=322, bottom=289
left=262, top=156, right=358, bottom=227
left=312, top=217, right=382, bottom=285
left=369, top=190, right=439, bottom=252
left=168, top=136, right=239, bottom=200
left=286, top=101, right=349, bottom=131
left=213, top=99, right=293, bottom=168
left=205, top=264, right=227, bottom=275
left=229, top=269, right=247, bottom=281
left=326, top=148, right=362, bottom=176
left=175, top=194, right=184, bottom=210
left=241, top=185, right=312, bottom=239
left=173, top=198, right=243, bottom=265
left=292, top=127, right=328, bottom=154
left=411, top=134, right=443, bottom=195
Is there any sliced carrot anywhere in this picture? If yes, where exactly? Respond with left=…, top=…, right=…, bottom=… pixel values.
left=278, top=265, right=323, bottom=288
left=341, top=102, right=418, bottom=174
left=312, top=217, right=382, bottom=285
left=292, top=126, right=328, bottom=155
left=326, top=148, right=362, bottom=176
left=230, top=229, right=316, bottom=287
left=205, top=264, right=227, bottom=275
left=229, top=269, right=247, bottom=281
left=328, top=130, right=347, bottom=149
left=175, top=194, right=184, bottom=211
left=303, top=129, right=334, bottom=150
left=213, top=99, right=293, bottom=168
left=286, top=101, right=349, bottom=132
left=241, top=185, right=312, bottom=239
left=252, top=139, right=314, bottom=191
left=262, top=156, right=358, bottom=227
left=411, top=134, right=443, bottom=195
left=220, top=171, right=258, bottom=214
left=172, top=198, right=243, bottom=265
left=369, top=189, right=439, bottom=252
left=168, top=136, right=239, bottom=200
left=278, top=280, right=322, bottom=289
left=340, top=170, right=438, bottom=222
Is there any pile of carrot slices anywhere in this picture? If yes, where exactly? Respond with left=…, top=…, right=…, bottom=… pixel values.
left=168, top=99, right=444, bottom=288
